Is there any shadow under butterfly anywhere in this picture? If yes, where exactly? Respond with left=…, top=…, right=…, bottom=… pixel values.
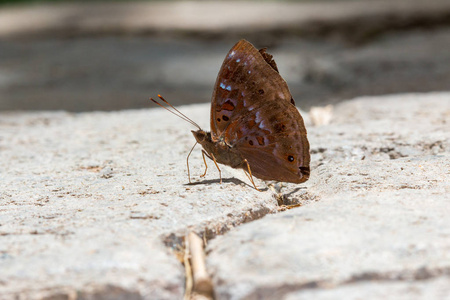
left=151, top=39, right=310, bottom=191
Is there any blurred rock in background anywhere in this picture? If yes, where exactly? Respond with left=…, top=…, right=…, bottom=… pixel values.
left=1, top=0, right=450, bottom=112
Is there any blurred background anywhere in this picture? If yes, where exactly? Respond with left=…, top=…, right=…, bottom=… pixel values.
left=0, top=0, right=449, bottom=112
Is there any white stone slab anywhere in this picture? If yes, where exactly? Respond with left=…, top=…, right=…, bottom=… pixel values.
left=206, top=93, right=450, bottom=299
left=0, top=104, right=277, bottom=299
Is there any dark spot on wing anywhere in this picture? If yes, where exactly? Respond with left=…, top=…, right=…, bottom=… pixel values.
left=274, top=123, right=286, bottom=133
left=222, top=100, right=235, bottom=111
left=269, top=115, right=278, bottom=123
left=256, top=136, right=265, bottom=146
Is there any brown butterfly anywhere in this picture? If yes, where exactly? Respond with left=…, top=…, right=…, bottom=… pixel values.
left=151, top=39, right=310, bottom=190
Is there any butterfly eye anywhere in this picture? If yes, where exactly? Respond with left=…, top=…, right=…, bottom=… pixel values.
left=288, top=155, right=295, bottom=162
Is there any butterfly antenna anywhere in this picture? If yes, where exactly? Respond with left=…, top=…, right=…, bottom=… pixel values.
left=149, top=95, right=201, bottom=129
left=157, top=95, right=202, bottom=129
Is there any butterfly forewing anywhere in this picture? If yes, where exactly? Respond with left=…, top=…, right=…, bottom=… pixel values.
left=210, top=39, right=310, bottom=184
left=210, top=40, right=293, bottom=138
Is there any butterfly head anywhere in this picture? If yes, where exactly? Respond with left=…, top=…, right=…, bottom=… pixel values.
left=191, top=129, right=209, bottom=144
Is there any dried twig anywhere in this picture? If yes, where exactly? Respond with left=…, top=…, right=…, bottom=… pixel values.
left=183, top=234, right=193, bottom=300
left=189, top=232, right=214, bottom=298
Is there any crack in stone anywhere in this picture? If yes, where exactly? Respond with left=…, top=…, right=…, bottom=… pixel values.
left=243, top=266, right=450, bottom=299
left=163, top=204, right=276, bottom=250
left=163, top=182, right=321, bottom=249
left=161, top=184, right=321, bottom=300
left=162, top=186, right=318, bottom=299
left=345, top=266, right=450, bottom=283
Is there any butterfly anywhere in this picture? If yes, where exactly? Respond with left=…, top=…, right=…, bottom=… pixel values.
left=151, top=39, right=310, bottom=190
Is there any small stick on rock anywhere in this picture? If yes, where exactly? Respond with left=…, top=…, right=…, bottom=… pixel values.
left=188, top=232, right=214, bottom=298
left=183, top=234, right=193, bottom=300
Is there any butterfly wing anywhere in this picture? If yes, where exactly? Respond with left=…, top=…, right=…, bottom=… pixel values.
left=226, top=98, right=310, bottom=183
left=210, top=40, right=293, bottom=137
left=210, top=39, right=310, bottom=183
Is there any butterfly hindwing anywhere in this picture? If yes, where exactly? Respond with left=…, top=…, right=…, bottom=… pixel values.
left=227, top=99, right=310, bottom=183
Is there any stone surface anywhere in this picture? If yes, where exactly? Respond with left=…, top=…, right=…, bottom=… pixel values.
left=0, top=105, right=278, bottom=299
left=206, top=92, right=450, bottom=299
left=1, top=92, right=449, bottom=299
left=284, top=277, right=450, bottom=300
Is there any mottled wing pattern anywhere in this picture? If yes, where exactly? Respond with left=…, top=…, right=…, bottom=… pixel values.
left=227, top=100, right=310, bottom=183
left=211, top=39, right=310, bottom=183
left=210, top=40, right=292, bottom=137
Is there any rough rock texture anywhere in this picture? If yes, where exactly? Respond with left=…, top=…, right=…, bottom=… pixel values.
left=0, top=105, right=277, bottom=299
left=283, top=277, right=450, bottom=300
left=206, top=92, right=450, bottom=299
left=1, top=92, right=449, bottom=299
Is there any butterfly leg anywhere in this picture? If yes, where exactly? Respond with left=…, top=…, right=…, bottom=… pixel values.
left=200, top=150, right=211, bottom=178
left=202, top=150, right=222, bottom=184
left=186, top=142, right=198, bottom=184
left=243, top=159, right=261, bottom=192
